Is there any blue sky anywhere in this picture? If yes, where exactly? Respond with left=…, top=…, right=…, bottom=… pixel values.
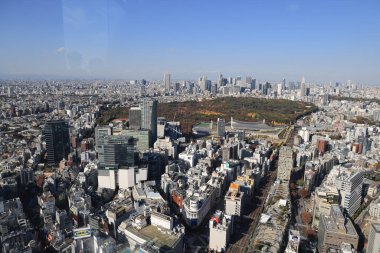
left=0, top=0, right=379, bottom=84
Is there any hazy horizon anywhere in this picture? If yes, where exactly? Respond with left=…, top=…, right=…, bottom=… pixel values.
left=1, top=0, right=380, bottom=85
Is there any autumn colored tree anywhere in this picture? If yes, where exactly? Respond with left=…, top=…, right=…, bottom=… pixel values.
left=300, top=188, right=309, bottom=199
left=301, top=211, right=312, bottom=225
left=305, top=228, right=317, bottom=240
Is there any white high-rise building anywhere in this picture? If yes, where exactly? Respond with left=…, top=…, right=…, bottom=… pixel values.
left=277, top=83, right=283, bottom=95
left=224, top=190, right=244, bottom=217
left=367, top=223, right=380, bottom=253
left=298, top=127, right=310, bottom=143
left=98, top=168, right=117, bottom=190
left=209, top=210, right=233, bottom=253
left=164, top=73, right=171, bottom=92
left=335, top=168, right=364, bottom=216
left=300, top=76, right=306, bottom=97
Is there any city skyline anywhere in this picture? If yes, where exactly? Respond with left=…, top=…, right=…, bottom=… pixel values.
left=1, top=0, right=380, bottom=85
left=2, top=63, right=380, bottom=253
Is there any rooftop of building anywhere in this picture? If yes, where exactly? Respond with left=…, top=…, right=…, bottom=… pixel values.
left=225, top=190, right=243, bottom=200
left=287, top=229, right=300, bottom=251
left=371, top=223, right=380, bottom=233
left=322, top=207, right=358, bottom=237
left=125, top=224, right=182, bottom=249
left=209, top=210, right=232, bottom=230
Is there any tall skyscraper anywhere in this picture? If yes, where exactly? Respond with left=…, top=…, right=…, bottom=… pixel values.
left=97, top=135, right=135, bottom=167
left=218, top=74, right=224, bottom=88
left=7, top=86, right=14, bottom=97
left=300, top=76, right=306, bottom=97
left=44, top=120, right=70, bottom=165
left=245, top=76, right=253, bottom=86
left=199, top=76, right=208, bottom=91
left=277, top=83, right=283, bottom=95
left=164, top=73, right=171, bottom=93
left=129, top=107, right=142, bottom=130
left=95, top=126, right=112, bottom=151
left=367, top=223, right=380, bottom=253
left=252, top=79, right=257, bottom=90
left=174, top=82, right=180, bottom=93
left=217, top=118, right=225, bottom=137
left=140, top=100, right=158, bottom=142
left=335, top=170, right=364, bottom=216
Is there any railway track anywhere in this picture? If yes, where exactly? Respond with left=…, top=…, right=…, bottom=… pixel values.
left=226, top=169, right=278, bottom=253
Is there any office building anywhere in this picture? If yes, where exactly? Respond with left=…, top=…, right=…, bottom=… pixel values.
left=217, top=118, right=225, bottom=137
left=157, top=117, right=166, bottom=138
left=98, top=165, right=147, bottom=190
left=209, top=211, right=233, bottom=253
left=300, top=76, right=306, bottom=97
left=222, top=143, right=239, bottom=162
left=369, top=200, right=380, bottom=219
left=335, top=169, right=364, bottom=216
left=121, top=129, right=151, bottom=153
left=95, top=126, right=112, bottom=150
left=224, top=190, right=244, bottom=217
left=298, top=127, right=310, bottom=143
left=164, top=73, right=171, bottom=92
left=44, top=120, right=70, bottom=165
left=97, top=135, right=135, bottom=167
left=199, top=76, right=208, bottom=91
left=140, top=100, right=158, bottom=143
left=312, top=186, right=339, bottom=228
left=367, top=223, right=380, bottom=253
left=98, top=167, right=118, bottom=190
left=277, top=83, right=283, bottom=95
left=251, top=79, right=257, bottom=90
left=118, top=166, right=148, bottom=190
left=118, top=213, right=184, bottom=253
left=129, top=107, right=142, bottom=130
left=38, top=191, right=56, bottom=216
left=317, top=205, right=359, bottom=253
left=20, top=168, right=34, bottom=185
left=154, top=137, right=178, bottom=158
left=218, top=74, right=224, bottom=88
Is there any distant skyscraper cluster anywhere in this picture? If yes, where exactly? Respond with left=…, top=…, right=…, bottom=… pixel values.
left=160, top=72, right=318, bottom=100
